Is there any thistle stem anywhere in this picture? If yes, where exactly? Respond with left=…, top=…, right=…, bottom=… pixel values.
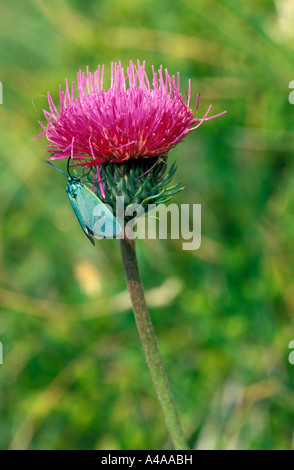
left=120, top=232, right=189, bottom=450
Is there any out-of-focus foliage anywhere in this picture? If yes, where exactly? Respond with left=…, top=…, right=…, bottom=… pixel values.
left=0, top=0, right=294, bottom=450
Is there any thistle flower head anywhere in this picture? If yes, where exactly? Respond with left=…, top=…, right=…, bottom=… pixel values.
left=36, top=60, right=225, bottom=167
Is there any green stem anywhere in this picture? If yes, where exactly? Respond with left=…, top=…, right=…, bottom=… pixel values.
left=120, top=232, right=189, bottom=450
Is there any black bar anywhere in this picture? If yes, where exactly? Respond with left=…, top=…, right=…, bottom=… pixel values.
left=3, top=450, right=196, bottom=465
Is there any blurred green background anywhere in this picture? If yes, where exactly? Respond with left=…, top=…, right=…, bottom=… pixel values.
left=0, top=0, right=294, bottom=450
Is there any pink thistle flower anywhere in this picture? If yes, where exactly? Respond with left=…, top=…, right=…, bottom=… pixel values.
left=36, top=60, right=226, bottom=171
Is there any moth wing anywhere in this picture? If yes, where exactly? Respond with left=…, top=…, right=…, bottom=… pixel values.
left=67, top=184, right=96, bottom=245
left=76, top=184, right=122, bottom=239
left=67, top=183, right=122, bottom=241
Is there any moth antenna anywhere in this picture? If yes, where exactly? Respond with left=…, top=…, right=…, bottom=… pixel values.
left=67, top=156, right=73, bottom=178
left=67, top=157, right=92, bottom=181
left=46, top=161, right=68, bottom=178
